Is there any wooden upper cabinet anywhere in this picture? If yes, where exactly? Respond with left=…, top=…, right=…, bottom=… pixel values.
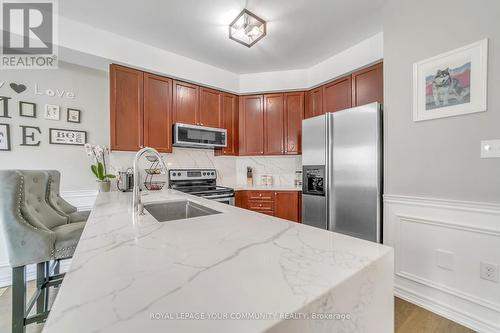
left=305, top=87, right=324, bottom=119
left=352, top=62, right=383, bottom=106
left=199, top=87, right=222, bottom=128
left=263, top=93, right=285, bottom=155
left=324, top=76, right=352, bottom=113
left=110, top=64, right=143, bottom=151
left=305, top=90, right=314, bottom=119
left=216, top=93, right=238, bottom=156
left=143, top=73, right=172, bottom=153
left=240, top=95, right=264, bottom=155
left=284, top=92, right=304, bottom=154
left=172, top=80, right=199, bottom=125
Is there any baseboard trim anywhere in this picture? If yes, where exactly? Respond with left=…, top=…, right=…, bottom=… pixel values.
left=395, top=285, right=500, bottom=333
left=397, top=271, right=500, bottom=313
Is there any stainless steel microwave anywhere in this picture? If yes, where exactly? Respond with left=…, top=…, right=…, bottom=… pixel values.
left=173, top=123, right=227, bottom=149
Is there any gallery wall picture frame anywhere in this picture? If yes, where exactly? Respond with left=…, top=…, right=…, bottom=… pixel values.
left=19, top=101, right=37, bottom=118
left=49, top=128, right=87, bottom=146
left=44, top=104, right=60, bottom=120
left=0, top=96, right=11, bottom=118
left=0, top=123, right=11, bottom=151
left=413, top=39, right=488, bottom=122
left=67, top=108, right=81, bottom=123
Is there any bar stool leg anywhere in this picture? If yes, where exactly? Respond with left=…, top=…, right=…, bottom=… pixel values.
left=12, top=265, right=26, bottom=333
left=54, top=259, right=60, bottom=275
left=36, top=261, right=49, bottom=319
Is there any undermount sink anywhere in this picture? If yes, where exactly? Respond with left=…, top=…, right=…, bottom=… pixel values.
left=144, top=200, right=221, bottom=222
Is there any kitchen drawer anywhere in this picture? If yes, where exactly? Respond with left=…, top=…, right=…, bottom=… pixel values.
left=248, top=200, right=274, bottom=211
left=250, top=209, right=275, bottom=216
left=246, top=191, right=274, bottom=201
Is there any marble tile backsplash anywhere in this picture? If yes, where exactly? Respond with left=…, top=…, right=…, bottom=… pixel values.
left=236, top=155, right=302, bottom=186
left=108, top=147, right=301, bottom=189
left=109, top=147, right=236, bottom=187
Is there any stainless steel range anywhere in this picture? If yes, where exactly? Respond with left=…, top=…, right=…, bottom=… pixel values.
left=168, top=169, right=234, bottom=205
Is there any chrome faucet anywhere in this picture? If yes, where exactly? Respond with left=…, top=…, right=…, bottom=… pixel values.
left=132, top=147, right=167, bottom=215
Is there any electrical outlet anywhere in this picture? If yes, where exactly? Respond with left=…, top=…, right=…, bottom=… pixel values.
left=480, top=262, right=499, bottom=283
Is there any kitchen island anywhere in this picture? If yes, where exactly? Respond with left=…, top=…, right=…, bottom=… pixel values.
left=43, top=190, right=394, bottom=333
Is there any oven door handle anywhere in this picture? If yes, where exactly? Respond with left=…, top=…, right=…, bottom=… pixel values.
left=201, top=194, right=234, bottom=199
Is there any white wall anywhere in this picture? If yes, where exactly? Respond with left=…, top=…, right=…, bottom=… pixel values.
left=307, top=32, right=383, bottom=88
left=57, top=17, right=240, bottom=93
left=53, top=16, right=383, bottom=95
left=0, top=62, right=108, bottom=191
left=383, top=0, right=500, bottom=331
left=238, top=33, right=383, bottom=94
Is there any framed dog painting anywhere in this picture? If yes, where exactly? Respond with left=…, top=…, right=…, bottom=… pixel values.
left=413, top=39, right=488, bottom=122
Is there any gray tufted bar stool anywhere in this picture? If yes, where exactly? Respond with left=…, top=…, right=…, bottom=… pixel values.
left=0, top=170, right=85, bottom=333
left=46, top=170, right=91, bottom=223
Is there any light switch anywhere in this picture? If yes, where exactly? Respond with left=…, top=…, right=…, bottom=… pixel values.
left=436, top=249, right=454, bottom=270
left=481, top=139, right=500, bottom=158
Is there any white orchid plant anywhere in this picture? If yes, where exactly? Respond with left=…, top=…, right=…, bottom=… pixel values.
left=84, top=144, right=116, bottom=182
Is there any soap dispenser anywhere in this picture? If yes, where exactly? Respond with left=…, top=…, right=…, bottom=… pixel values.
left=247, top=167, right=253, bottom=186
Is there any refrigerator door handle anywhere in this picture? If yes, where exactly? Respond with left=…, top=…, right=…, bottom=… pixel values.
left=326, top=112, right=335, bottom=231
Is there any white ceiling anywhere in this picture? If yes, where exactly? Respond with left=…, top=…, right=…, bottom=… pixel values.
left=60, top=0, right=385, bottom=74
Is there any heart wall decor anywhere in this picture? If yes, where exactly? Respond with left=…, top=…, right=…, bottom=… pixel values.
left=10, top=83, right=27, bottom=94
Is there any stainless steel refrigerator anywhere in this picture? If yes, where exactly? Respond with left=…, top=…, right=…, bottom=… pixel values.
left=301, top=102, right=382, bottom=243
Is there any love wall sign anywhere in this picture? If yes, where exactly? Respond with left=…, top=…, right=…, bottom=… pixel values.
left=0, top=81, right=76, bottom=99
left=0, top=82, right=87, bottom=151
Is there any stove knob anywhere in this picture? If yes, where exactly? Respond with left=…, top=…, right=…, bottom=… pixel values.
left=211, top=172, right=215, bottom=176
left=202, top=172, right=206, bottom=176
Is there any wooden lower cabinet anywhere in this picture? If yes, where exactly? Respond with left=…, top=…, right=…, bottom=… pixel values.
left=274, top=191, right=299, bottom=222
left=235, top=190, right=301, bottom=223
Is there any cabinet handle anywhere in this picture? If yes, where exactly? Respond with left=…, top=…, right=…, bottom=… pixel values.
left=259, top=194, right=262, bottom=197
left=200, top=123, right=204, bottom=126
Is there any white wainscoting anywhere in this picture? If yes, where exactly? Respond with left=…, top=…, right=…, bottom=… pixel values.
left=384, top=195, right=500, bottom=333
left=0, top=190, right=97, bottom=287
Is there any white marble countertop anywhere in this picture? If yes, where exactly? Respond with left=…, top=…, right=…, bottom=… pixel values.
left=43, top=190, right=393, bottom=333
left=222, top=184, right=302, bottom=191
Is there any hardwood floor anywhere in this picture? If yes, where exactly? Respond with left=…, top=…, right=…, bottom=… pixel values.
left=0, top=286, right=475, bottom=333
left=0, top=281, right=59, bottom=333
left=395, top=297, right=475, bottom=333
